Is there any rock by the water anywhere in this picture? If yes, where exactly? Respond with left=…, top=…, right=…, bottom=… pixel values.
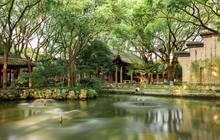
left=79, top=89, right=87, bottom=100
left=0, top=87, right=97, bottom=100
left=67, top=90, right=77, bottom=100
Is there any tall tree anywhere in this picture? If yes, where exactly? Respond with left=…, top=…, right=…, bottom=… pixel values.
left=48, top=0, right=113, bottom=87
left=147, top=11, right=200, bottom=84
left=0, top=0, right=41, bottom=89
left=167, top=0, right=220, bottom=33
left=77, top=40, right=114, bottom=78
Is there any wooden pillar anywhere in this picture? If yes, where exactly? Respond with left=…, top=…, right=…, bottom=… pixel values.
left=28, top=66, right=33, bottom=88
left=0, top=68, right=2, bottom=86
left=107, top=73, right=111, bottom=82
left=78, top=74, right=81, bottom=82
left=151, top=73, right=153, bottom=84
left=156, top=73, right=159, bottom=83
left=130, top=72, right=133, bottom=83
left=120, top=66, right=123, bottom=83
left=110, top=73, right=113, bottom=82
left=9, top=69, right=11, bottom=84
left=14, top=68, right=18, bottom=79
left=115, top=66, right=118, bottom=83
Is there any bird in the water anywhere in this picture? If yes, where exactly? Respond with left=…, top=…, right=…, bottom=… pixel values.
left=59, top=115, right=63, bottom=125
left=135, top=87, right=140, bottom=92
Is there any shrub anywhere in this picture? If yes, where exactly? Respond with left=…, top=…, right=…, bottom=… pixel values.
left=16, top=72, right=29, bottom=87
left=79, top=78, right=102, bottom=90
left=32, top=62, right=66, bottom=88
left=87, top=89, right=98, bottom=98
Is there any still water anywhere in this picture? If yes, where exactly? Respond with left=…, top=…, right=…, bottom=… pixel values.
left=0, top=95, right=220, bottom=140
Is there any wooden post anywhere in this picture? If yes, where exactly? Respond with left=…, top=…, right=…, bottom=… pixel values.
left=28, top=64, right=33, bottom=88
left=130, top=72, right=133, bottom=83
left=0, top=68, right=1, bottom=86
left=120, top=66, right=123, bottom=83
left=78, top=74, right=81, bottom=82
left=3, top=47, right=9, bottom=89
left=156, top=73, right=159, bottom=83
left=115, top=66, right=118, bottom=83
left=9, top=69, right=11, bottom=84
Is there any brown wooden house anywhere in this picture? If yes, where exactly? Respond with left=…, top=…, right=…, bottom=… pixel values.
left=0, top=57, right=35, bottom=87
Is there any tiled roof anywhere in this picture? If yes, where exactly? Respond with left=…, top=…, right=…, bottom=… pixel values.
left=175, top=51, right=190, bottom=57
left=200, top=31, right=220, bottom=37
left=0, top=57, right=35, bottom=67
left=111, top=50, right=145, bottom=65
left=186, top=41, right=204, bottom=48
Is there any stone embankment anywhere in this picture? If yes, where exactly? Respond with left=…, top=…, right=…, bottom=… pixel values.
left=0, top=88, right=98, bottom=100
left=102, top=88, right=220, bottom=99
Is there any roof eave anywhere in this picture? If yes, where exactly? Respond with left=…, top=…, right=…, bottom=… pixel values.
left=175, top=52, right=190, bottom=57
left=186, top=42, right=204, bottom=48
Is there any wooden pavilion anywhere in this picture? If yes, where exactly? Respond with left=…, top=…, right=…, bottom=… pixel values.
left=0, top=57, right=35, bottom=87
left=108, top=51, right=145, bottom=83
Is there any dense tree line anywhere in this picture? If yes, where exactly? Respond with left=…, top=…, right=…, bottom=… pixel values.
left=0, top=0, right=219, bottom=88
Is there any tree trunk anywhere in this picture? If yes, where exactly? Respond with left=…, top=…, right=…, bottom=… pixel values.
left=148, top=73, right=151, bottom=84
left=115, top=66, right=118, bottom=83
left=162, top=63, right=165, bottom=83
left=168, top=63, right=174, bottom=84
left=150, top=73, right=153, bottom=84
left=120, top=66, right=123, bottom=83
left=67, top=60, right=74, bottom=88
left=3, top=47, right=9, bottom=89
left=28, top=62, right=32, bottom=88
left=156, top=73, right=159, bottom=83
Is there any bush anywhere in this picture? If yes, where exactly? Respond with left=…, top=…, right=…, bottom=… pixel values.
left=16, top=72, right=29, bottom=87
left=32, top=62, right=66, bottom=88
left=87, top=89, right=98, bottom=98
left=79, top=78, right=102, bottom=90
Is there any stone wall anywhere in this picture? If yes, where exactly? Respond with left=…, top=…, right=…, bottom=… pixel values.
left=191, top=58, right=220, bottom=84
left=178, top=34, right=220, bottom=84
left=189, top=36, right=220, bottom=61
left=178, top=57, right=191, bottom=83
left=203, top=36, right=220, bottom=59
left=0, top=88, right=98, bottom=100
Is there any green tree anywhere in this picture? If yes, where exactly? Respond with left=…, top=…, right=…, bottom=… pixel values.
left=147, top=11, right=200, bottom=84
left=32, top=59, right=67, bottom=87
left=12, top=1, right=49, bottom=88
left=77, top=40, right=114, bottom=78
left=0, top=0, right=42, bottom=89
left=47, top=0, right=113, bottom=87
left=167, top=0, right=220, bottom=33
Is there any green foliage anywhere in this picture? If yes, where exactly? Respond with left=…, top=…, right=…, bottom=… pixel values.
left=1, top=0, right=219, bottom=89
left=32, top=60, right=67, bottom=88
left=191, top=58, right=220, bottom=84
left=79, top=78, right=103, bottom=90
left=191, top=61, right=201, bottom=75
left=16, top=71, right=29, bottom=87
left=167, top=0, right=219, bottom=33
left=167, top=0, right=191, bottom=10
left=174, top=63, right=182, bottom=78
left=127, top=61, right=154, bottom=75
left=77, top=40, right=114, bottom=75
left=87, top=89, right=98, bottom=98
left=0, top=47, right=3, bottom=55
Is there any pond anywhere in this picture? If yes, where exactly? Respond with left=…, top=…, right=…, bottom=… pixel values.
left=0, top=95, right=220, bottom=140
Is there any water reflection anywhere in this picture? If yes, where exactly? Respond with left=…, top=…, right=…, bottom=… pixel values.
left=112, top=99, right=183, bottom=140
left=0, top=95, right=219, bottom=140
